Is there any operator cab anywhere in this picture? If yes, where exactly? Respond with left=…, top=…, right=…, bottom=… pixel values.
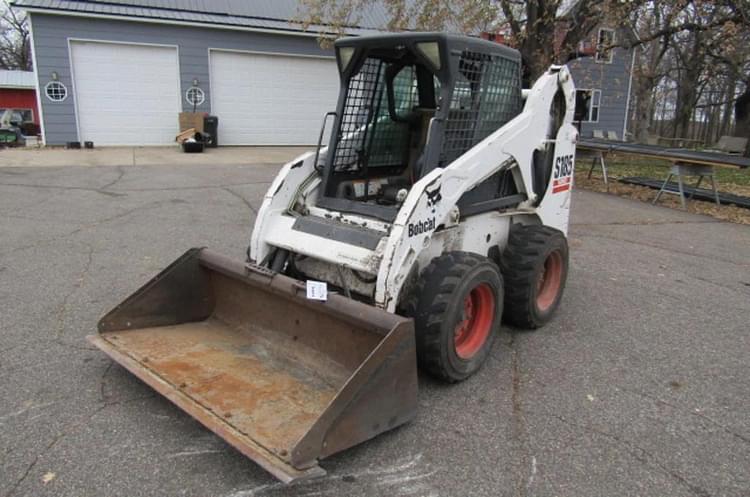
left=316, top=33, right=524, bottom=221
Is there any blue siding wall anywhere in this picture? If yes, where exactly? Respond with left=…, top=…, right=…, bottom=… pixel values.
left=29, top=13, right=333, bottom=145
left=567, top=45, right=634, bottom=140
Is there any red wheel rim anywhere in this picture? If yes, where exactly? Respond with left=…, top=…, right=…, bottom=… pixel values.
left=537, top=250, right=563, bottom=312
left=454, top=283, right=495, bottom=360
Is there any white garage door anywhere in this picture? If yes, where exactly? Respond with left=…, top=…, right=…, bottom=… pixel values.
left=70, top=41, right=180, bottom=145
left=210, top=51, right=340, bottom=145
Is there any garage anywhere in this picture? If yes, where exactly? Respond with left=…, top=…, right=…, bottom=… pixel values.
left=70, top=41, right=181, bottom=146
left=209, top=51, right=340, bottom=145
left=20, top=1, right=381, bottom=147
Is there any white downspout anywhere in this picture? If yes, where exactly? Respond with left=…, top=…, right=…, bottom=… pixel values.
left=27, top=14, right=47, bottom=146
left=622, top=48, right=636, bottom=142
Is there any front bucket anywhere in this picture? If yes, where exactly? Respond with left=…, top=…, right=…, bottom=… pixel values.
left=88, top=248, right=417, bottom=483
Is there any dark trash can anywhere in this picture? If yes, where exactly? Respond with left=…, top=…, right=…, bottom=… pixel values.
left=182, top=140, right=205, bottom=153
left=181, top=131, right=206, bottom=153
left=203, top=116, right=219, bottom=148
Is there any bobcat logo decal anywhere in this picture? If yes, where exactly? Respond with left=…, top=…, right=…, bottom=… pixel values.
left=425, top=185, right=442, bottom=209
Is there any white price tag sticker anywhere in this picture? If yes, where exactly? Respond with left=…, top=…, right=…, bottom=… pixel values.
left=306, top=280, right=328, bottom=301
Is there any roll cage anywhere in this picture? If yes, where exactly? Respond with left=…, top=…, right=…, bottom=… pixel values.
left=316, top=33, right=525, bottom=221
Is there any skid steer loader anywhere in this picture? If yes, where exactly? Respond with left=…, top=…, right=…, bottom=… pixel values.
left=89, top=33, right=577, bottom=483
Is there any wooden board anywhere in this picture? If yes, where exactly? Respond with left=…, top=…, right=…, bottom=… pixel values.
left=179, top=112, right=205, bottom=132
left=578, top=139, right=750, bottom=169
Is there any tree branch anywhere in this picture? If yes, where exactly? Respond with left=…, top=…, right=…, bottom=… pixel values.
left=621, top=13, right=745, bottom=50
left=499, top=0, right=522, bottom=38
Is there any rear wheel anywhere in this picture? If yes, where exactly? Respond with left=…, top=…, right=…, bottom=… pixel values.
left=501, top=225, right=569, bottom=329
left=403, top=252, right=503, bottom=382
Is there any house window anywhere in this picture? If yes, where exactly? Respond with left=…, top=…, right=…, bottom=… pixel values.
left=185, top=87, right=205, bottom=106
left=595, top=28, right=615, bottom=64
left=575, top=89, right=601, bottom=123
left=45, top=81, right=68, bottom=102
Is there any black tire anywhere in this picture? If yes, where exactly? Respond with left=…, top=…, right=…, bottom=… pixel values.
left=402, top=252, right=504, bottom=382
left=501, top=224, right=569, bottom=329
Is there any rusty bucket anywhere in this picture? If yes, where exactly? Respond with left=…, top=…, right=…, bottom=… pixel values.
left=88, top=248, right=417, bottom=483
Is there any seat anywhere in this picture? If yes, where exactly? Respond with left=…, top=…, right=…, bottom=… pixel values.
left=407, top=108, right=435, bottom=180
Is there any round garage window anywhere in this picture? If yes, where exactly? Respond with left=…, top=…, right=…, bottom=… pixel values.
left=186, top=87, right=205, bottom=106
left=45, top=81, right=68, bottom=102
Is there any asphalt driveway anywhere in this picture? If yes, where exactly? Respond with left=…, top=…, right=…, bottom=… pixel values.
left=1, top=162, right=749, bottom=497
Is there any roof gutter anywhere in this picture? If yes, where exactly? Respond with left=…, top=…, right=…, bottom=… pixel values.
left=18, top=6, right=362, bottom=39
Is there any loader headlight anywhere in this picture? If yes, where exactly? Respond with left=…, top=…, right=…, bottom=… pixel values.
left=415, top=42, right=441, bottom=70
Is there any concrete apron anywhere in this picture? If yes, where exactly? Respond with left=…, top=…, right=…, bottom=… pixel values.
left=0, top=146, right=310, bottom=168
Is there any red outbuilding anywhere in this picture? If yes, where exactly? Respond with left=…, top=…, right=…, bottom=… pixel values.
left=0, top=70, right=40, bottom=134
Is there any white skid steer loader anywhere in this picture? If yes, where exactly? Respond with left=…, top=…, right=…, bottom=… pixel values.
left=88, top=33, right=577, bottom=483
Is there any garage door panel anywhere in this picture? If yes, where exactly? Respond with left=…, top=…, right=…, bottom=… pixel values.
left=210, top=51, right=339, bottom=145
left=71, top=42, right=181, bottom=146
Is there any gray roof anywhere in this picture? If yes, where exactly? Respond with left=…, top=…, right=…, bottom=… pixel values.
left=10, top=0, right=391, bottom=35
left=0, top=70, right=36, bottom=89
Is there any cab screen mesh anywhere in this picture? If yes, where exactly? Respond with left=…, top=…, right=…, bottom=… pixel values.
left=440, top=51, right=522, bottom=166
left=331, top=59, right=416, bottom=172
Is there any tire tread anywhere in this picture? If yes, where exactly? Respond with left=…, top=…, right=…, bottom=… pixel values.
left=500, top=225, right=568, bottom=329
left=403, top=251, right=501, bottom=382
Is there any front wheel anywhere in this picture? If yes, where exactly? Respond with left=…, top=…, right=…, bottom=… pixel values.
left=403, top=252, right=504, bottom=382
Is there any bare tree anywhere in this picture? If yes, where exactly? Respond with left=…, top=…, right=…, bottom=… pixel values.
left=299, top=0, right=499, bottom=44
left=621, top=0, right=749, bottom=153
left=0, top=0, right=31, bottom=70
left=299, top=0, right=633, bottom=80
left=627, top=3, right=677, bottom=142
left=500, top=0, right=634, bottom=80
left=697, top=20, right=750, bottom=144
left=300, top=0, right=749, bottom=153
